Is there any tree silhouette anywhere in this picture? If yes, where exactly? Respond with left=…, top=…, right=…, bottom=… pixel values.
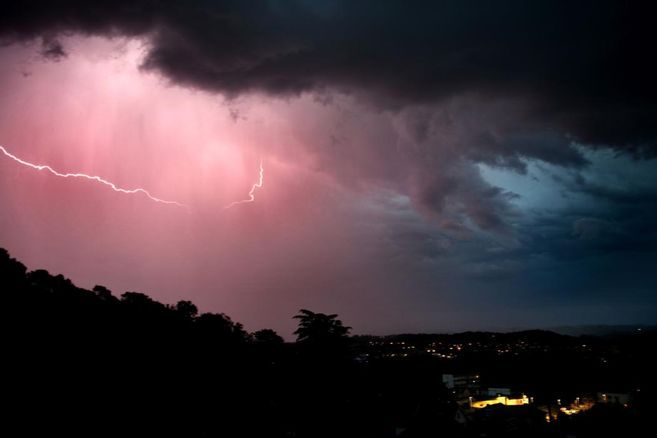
left=92, top=285, right=117, bottom=302
left=253, top=328, right=284, bottom=345
left=293, top=308, right=351, bottom=343
left=196, top=312, right=248, bottom=345
left=174, top=300, right=198, bottom=319
left=0, top=248, right=26, bottom=287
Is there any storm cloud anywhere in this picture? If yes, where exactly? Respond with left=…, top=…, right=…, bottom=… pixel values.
left=1, top=0, right=656, bottom=153
left=0, top=2, right=655, bottom=333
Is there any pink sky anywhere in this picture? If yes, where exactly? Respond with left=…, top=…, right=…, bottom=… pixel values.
left=2, top=36, right=655, bottom=336
left=0, top=38, right=456, bottom=336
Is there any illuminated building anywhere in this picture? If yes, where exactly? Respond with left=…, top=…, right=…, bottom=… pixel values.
left=470, top=394, right=530, bottom=409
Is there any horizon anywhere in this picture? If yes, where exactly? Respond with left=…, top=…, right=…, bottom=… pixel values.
left=2, top=246, right=654, bottom=340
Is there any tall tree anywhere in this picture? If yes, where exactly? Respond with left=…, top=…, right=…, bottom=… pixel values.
left=293, top=309, right=351, bottom=343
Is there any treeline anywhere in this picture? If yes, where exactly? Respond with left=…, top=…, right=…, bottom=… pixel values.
left=1, top=248, right=457, bottom=438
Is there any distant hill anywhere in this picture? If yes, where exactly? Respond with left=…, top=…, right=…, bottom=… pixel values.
left=357, top=329, right=571, bottom=342
left=548, top=325, right=657, bottom=337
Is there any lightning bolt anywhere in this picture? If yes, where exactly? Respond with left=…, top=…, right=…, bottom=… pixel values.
left=0, top=144, right=187, bottom=209
left=224, top=160, right=264, bottom=210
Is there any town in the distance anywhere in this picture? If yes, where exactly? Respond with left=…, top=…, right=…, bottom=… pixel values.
left=355, top=329, right=650, bottom=428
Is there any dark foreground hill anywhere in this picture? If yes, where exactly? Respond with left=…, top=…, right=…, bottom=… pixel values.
left=2, top=247, right=459, bottom=437
left=2, top=247, right=655, bottom=437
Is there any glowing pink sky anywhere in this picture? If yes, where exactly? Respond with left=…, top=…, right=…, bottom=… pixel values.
left=0, top=38, right=431, bottom=335
left=1, top=36, right=655, bottom=336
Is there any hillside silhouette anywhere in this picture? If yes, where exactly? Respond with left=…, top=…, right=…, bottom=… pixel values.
left=2, top=248, right=654, bottom=437
left=2, top=247, right=457, bottom=437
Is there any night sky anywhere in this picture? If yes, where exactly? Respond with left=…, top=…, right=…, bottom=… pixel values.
left=0, top=1, right=655, bottom=336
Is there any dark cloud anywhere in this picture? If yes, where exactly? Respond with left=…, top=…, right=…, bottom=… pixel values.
left=39, top=37, right=66, bottom=61
left=1, top=0, right=656, bottom=154
left=0, top=21, right=655, bottom=332
left=1, top=0, right=652, bottom=233
left=571, top=175, right=657, bottom=206
left=410, top=160, right=518, bottom=232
